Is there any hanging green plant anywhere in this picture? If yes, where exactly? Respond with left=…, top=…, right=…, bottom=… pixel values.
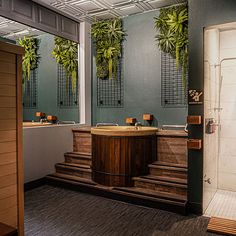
left=154, top=4, right=188, bottom=90
left=18, top=36, right=40, bottom=82
left=52, top=37, right=78, bottom=92
left=91, top=19, right=126, bottom=79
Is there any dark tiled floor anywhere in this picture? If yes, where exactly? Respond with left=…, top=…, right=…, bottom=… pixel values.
left=25, top=185, right=221, bottom=236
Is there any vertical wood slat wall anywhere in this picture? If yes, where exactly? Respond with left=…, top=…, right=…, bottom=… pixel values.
left=0, top=42, right=24, bottom=235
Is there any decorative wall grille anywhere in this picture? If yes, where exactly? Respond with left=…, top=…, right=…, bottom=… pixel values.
left=23, top=69, right=37, bottom=108
left=57, top=64, right=78, bottom=108
left=161, top=52, right=187, bottom=107
left=97, top=59, right=124, bottom=107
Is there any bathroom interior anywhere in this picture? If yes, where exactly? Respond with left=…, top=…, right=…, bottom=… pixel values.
left=0, top=0, right=236, bottom=235
left=203, top=23, right=236, bottom=220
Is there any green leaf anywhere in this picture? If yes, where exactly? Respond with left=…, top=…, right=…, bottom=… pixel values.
left=91, top=18, right=126, bottom=80
left=52, top=37, right=78, bottom=94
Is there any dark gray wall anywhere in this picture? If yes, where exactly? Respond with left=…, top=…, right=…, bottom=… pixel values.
left=23, top=34, right=79, bottom=122
left=92, top=10, right=187, bottom=126
left=188, top=0, right=236, bottom=213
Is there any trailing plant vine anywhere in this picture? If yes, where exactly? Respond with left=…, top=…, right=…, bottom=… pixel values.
left=91, top=19, right=126, bottom=79
left=18, top=36, right=40, bottom=82
left=154, top=4, right=188, bottom=90
left=52, top=37, right=78, bottom=92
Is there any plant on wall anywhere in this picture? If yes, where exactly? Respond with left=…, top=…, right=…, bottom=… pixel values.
left=52, top=37, right=78, bottom=92
left=18, top=36, right=40, bottom=82
left=154, top=4, right=188, bottom=90
left=91, top=19, right=126, bottom=79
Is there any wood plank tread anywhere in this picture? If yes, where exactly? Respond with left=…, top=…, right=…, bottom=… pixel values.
left=55, top=163, right=91, bottom=172
left=47, top=173, right=96, bottom=185
left=207, top=217, right=236, bottom=235
left=64, top=152, right=91, bottom=159
left=61, top=162, right=91, bottom=169
left=152, top=161, right=187, bottom=169
left=149, top=164, right=187, bottom=172
left=133, top=177, right=187, bottom=188
left=141, top=175, right=187, bottom=185
left=72, top=127, right=91, bottom=133
left=114, top=187, right=187, bottom=202
left=46, top=176, right=187, bottom=213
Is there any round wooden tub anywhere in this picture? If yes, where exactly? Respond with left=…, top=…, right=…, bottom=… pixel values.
left=91, top=126, right=158, bottom=187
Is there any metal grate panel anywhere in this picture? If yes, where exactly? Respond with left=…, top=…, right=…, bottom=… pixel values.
left=97, top=59, right=124, bottom=107
left=161, top=52, right=187, bottom=107
left=23, top=69, right=37, bottom=108
left=57, top=64, right=79, bottom=108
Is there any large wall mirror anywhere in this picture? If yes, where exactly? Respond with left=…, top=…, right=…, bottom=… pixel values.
left=0, top=16, right=80, bottom=124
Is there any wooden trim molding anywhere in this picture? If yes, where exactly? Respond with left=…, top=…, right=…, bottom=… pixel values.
left=16, top=55, right=24, bottom=236
left=0, top=42, right=24, bottom=55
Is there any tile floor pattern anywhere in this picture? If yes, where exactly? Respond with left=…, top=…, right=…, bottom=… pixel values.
left=25, top=185, right=223, bottom=236
left=204, top=189, right=236, bottom=220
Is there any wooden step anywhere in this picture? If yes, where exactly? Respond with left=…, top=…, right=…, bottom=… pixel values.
left=46, top=175, right=187, bottom=214
left=46, top=173, right=96, bottom=185
left=114, top=187, right=187, bottom=203
left=64, top=152, right=91, bottom=165
left=55, top=163, right=91, bottom=180
left=142, top=175, right=187, bottom=185
left=133, top=176, right=187, bottom=196
left=149, top=164, right=187, bottom=179
left=152, top=161, right=187, bottom=169
left=207, top=217, right=236, bottom=235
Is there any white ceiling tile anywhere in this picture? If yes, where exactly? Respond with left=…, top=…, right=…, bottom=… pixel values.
left=117, top=4, right=142, bottom=16
left=72, top=1, right=103, bottom=12
left=146, top=0, right=175, bottom=9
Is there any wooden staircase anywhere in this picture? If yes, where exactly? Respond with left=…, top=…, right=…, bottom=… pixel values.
left=46, top=127, right=188, bottom=214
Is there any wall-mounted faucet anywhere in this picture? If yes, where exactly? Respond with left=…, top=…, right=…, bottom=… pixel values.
left=135, top=122, right=142, bottom=129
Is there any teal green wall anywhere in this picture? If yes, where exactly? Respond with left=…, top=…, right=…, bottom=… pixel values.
left=23, top=34, right=79, bottom=122
left=92, top=10, right=187, bottom=127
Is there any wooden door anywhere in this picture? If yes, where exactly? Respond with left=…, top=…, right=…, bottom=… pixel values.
left=0, top=42, right=24, bottom=235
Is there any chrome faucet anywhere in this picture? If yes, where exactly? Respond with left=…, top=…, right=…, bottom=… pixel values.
left=40, top=118, right=47, bottom=124
left=135, top=122, right=142, bottom=129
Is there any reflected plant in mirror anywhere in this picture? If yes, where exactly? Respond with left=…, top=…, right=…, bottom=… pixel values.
left=52, top=37, right=78, bottom=92
left=18, top=36, right=40, bottom=83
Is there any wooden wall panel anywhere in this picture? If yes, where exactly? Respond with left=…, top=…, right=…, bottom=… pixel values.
left=0, top=62, right=16, bottom=74
left=0, top=131, right=16, bottom=142
left=0, top=108, right=16, bottom=119
left=0, top=184, right=17, bottom=200
left=0, top=74, right=16, bottom=86
left=0, top=85, right=16, bottom=96
left=0, top=142, right=17, bottom=154
left=0, top=42, right=24, bottom=234
left=0, top=97, right=16, bottom=108
left=0, top=120, right=16, bottom=131
left=0, top=152, right=16, bottom=165
left=0, top=206, right=17, bottom=228
left=0, top=174, right=17, bottom=189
